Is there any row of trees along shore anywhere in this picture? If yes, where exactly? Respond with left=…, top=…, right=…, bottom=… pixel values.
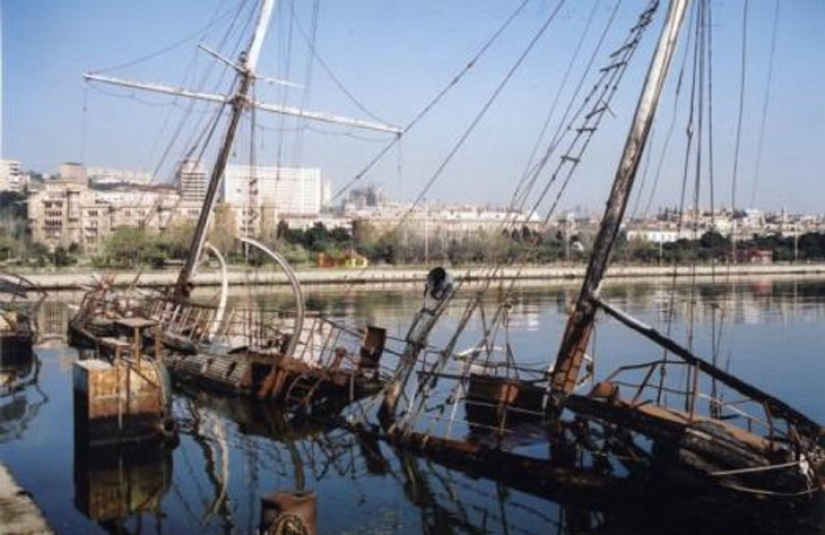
left=5, top=204, right=825, bottom=270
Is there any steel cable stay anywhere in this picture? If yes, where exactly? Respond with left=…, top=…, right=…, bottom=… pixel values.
left=749, top=0, right=781, bottom=210
left=368, top=5, right=668, bottom=425
left=333, top=0, right=574, bottom=301
left=382, top=2, right=668, bottom=444
left=466, top=0, right=663, bottom=292
left=513, top=0, right=642, bottom=220
left=330, top=0, right=534, bottom=204
left=515, top=0, right=610, bottom=200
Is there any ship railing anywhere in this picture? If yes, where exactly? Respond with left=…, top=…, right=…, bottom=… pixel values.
left=394, top=347, right=550, bottom=440
left=600, top=359, right=793, bottom=445
left=214, top=310, right=398, bottom=380
left=150, top=298, right=220, bottom=345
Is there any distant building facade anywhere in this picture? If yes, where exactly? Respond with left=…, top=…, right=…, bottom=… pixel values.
left=222, top=165, right=328, bottom=237
left=177, top=159, right=208, bottom=203
left=0, top=159, right=26, bottom=192
left=87, top=166, right=152, bottom=187
left=58, top=162, right=88, bottom=186
left=348, top=203, right=543, bottom=241
left=27, top=179, right=193, bottom=252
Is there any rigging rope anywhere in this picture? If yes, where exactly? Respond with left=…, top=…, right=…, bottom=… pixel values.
left=407, top=0, right=568, bottom=225
left=729, top=0, right=749, bottom=238
left=749, top=0, right=781, bottom=209
left=331, top=0, right=533, bottom=203
left=93, top=0, right=247, bottom=75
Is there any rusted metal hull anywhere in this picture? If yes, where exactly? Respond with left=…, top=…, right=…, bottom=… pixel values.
left=73, top=358, right=170, bottom=449
left=0, top=330, right=34, bottom=362
left=465, top=374, right=545, bottom=429
left=160, top=349, right=384, bottom=415
left=260, top=491, right=317, bottom=535
left=67, top=316, right=117, bottom=350
left=565, top=393, right=824, bottom=499
left=385, top=426, right=616, bottom=501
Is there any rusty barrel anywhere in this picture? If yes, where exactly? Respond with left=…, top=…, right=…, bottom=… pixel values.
left=260, top=490, right=317, bottom=535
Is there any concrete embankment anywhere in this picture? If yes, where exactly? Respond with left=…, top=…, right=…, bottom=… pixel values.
left=19, top=263, right=825, bottom=291
left=0, top=464, right=53, bottom=535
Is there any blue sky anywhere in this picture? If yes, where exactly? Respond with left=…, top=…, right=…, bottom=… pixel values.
left=4, top=0, right=825, bottom=215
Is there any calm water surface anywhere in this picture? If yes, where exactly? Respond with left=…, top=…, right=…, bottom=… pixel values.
left=3, top=276, right=825, bottom=534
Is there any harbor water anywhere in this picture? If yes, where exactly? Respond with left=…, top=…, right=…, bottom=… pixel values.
left=2, top=276, right=825, bottom=534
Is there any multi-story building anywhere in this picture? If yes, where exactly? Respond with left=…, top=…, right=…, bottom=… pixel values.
left=222, top=165, right=327, bottom=237
left=0, top=160, right=26, bottom=192
left=87, top=167, right=153, bottom=187
left=177, top=159, right=207, bottom=203
left=348, top=202, right=543, bottom=243
left=58, top=162, right=88, bottom=186
left=28, top=180, right=191, bottom=252
left=27, top=180, right=90, bottom=247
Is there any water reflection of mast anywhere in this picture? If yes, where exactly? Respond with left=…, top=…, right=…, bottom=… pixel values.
left=394, top=448, right=562, bottom=535
left=0, top=353, right=47, bottom=442
left=179, top=397, right=235, bottom=532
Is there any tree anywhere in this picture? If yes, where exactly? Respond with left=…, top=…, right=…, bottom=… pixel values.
left=162, top=218, right=195, bottom=260
left=208, top=202, right=238, bottom=254
left=103, top=227, right=165, bottom=268
left=53, top=244, right=79, bottom=267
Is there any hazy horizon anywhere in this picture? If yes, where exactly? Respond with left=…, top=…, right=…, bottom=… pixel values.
left=5, top=1, right=824, bottom=216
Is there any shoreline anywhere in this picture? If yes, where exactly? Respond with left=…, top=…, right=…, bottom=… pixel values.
left=0, top=464, right=53, bottom=535
left=18, top=263, right=825, bottom=291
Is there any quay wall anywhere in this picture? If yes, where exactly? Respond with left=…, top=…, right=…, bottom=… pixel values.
left=19, top=263, right=825, bottom=291
left=0, top=463, right=53, bottom=535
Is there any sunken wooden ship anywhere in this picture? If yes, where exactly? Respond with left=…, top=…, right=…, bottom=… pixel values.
left=370, top=0, right=825, bottom=506
left=68, top=0, right=400, bottom=417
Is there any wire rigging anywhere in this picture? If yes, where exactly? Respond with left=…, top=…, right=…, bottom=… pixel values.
left=407, top=1, right=567, bottom=219
left=93, top=0, right=248, bottom=75
left=513, top=0, right=621, bottom=212
left=749, top=0, right=780, bottom=209
left=730, top=0, right=749, bottom=222
left=332, top=0, right=534, bottom=202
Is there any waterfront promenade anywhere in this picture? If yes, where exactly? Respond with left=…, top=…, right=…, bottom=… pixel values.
left=19, top=262, right=825, bottom=291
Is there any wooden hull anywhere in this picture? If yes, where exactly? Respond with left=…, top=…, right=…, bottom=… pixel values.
left=160, top=349, right=383, bottom=416
left=565, top=393, right=824, bottom=500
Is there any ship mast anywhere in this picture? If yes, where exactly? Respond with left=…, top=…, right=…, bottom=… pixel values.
left=172, top=0, right=275, bottom=299
left=83, top=0, right=402, bottom=300
left=549, top=0, right=691, bottom=399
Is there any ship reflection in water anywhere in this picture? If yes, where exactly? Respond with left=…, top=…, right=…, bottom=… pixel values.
left=73, top=442, right=172, bottom=532
left=0, top=349, right=46, bottom=443
left=1, top=282, right=825, bottom=534
left=70, top=380, right=825, bottom=533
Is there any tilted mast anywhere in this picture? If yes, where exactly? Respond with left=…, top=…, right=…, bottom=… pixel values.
left=83, top=0, right=402, bottom=300
left=173, top=0, right=275, bottom=299
left=549, top=0, right=690, bottom=399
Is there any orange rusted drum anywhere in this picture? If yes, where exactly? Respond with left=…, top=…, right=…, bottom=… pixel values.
left=260, top=490, right=317, bottom=535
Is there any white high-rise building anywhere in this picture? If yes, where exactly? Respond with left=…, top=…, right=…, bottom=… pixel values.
left=177, top=159, right=207, bottom=202
left=0, top=160, right=26, bottom=191
left=223, top=165, right=327, bottom=236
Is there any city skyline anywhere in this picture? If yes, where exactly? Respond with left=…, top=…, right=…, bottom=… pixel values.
left=4, top=1, right=825, bottom=215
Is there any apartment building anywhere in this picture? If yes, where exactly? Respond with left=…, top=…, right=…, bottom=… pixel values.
left=27, top=180, right=190, bottom=252
left=223, top=165, right=328, bottom=237
left=0, top=159, right=26, bottom=192
left=178, top=159, right=208, bottom=203
left=87, top=166, right=153, bottom=187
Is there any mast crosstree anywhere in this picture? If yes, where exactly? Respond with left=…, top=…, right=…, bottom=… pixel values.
left=82, top=0, right=402, bottom=299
